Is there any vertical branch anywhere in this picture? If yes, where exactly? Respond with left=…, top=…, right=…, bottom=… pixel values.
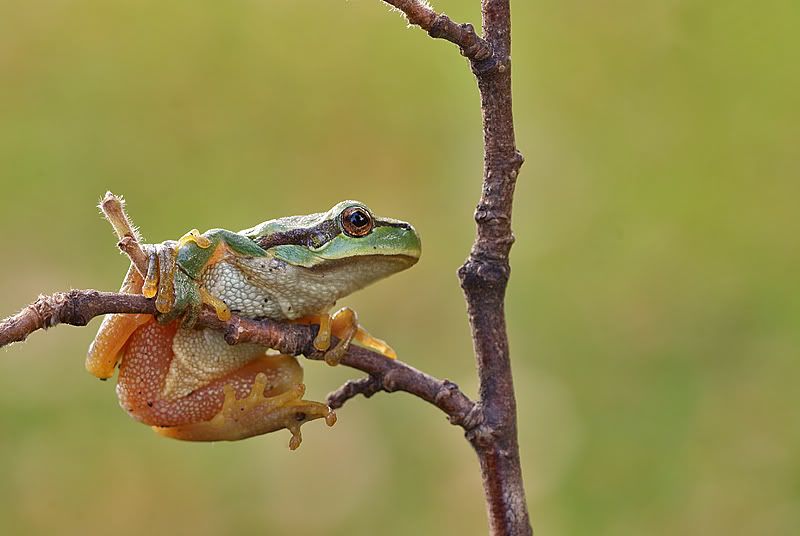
left=459, top=1, right=529, bottom=534
left=378, top=0, right=530, bottom=533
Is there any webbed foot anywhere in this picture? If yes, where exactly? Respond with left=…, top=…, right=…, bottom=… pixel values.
left=153, top=360, right=336, bottom=448
left=140, top=234, right=230, bottom=328
left=301, top=307, right=397, bottom=366
left=178, top=228, right=212, bottom=249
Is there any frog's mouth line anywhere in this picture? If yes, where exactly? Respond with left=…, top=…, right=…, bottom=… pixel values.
left=306, top=254, right=420, bottom=273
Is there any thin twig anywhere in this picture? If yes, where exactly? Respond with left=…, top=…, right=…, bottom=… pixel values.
left=99, top=191, right=141, bottom=242
left=382, top=0, right=498, bottom=74
left=326, top=376, right=383, bottom=406
left=100, top=192, right=150, bottom=276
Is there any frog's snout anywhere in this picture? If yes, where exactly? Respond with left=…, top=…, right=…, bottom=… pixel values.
left=397, top=224, right=422, bottom=263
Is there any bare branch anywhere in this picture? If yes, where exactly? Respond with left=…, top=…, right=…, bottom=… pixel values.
left=0, top=291, right=152, bottom=348
left=117, top=236, right=150, bottom=277
left=99, top=191, right=141, bottom=242
left=456, top=0, right=531, bottom=533
left=327, top=370, right=483, bottom=429
left=218, top=315, right=478, bottom=428
left=380, top=1, right=532, bottom=533
left=382, top=1, right=498, bottom=73
left=0, top=290, right=478, bottom=431
left=327, top=375, right=383, bottom=406
left=326, top=354, right=480, bottom=427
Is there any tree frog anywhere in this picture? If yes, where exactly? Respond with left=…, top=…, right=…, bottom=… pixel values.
left=86, top=201, right=421, bottom=449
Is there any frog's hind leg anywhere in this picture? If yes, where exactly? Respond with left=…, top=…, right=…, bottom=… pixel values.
left=86, top=264, right=152, bottom=379
left=115, top=308, right=333, bottom=448
left=153, top=355, right=335, bottom=448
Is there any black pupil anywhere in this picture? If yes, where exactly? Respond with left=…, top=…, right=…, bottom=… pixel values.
left=348, top=210, right=369, bottom=228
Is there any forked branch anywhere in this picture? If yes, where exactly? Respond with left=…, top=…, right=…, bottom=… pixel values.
left=0, top=289, right=477, bottom=427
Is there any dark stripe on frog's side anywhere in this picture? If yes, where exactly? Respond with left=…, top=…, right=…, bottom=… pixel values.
left=254, top=219, right=412, bottom=251
left=255, top=220, right=340, bottom=250
left=375, top=220, right=414, bottom=230
left=178, top=218, right=413, bottom=280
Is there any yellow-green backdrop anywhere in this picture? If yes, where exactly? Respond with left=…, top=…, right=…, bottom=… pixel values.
left=1, top=1, right=797, bottom=534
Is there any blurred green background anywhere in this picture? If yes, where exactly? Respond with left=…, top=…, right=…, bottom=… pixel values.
left=1, top=1, right=797, bottom=534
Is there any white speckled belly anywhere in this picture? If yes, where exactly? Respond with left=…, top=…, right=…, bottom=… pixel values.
left=164, top=328, right=269, bottom=400
left=202, top=260, right=285, bottom=319
left=200, top=257, right=342, bottom=321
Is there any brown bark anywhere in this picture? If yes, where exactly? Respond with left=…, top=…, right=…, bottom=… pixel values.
left=462, top=1, right=530, bottom=533
left=384, top=1, right=530, bottom=533
left=0, top=290, right=479, bottom=431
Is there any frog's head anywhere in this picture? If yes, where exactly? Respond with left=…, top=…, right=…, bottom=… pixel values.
left=242, top=200, right=421, bottom=291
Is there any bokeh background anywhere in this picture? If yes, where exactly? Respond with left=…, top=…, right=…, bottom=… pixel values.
left=1, top=1, right=797, bottom=534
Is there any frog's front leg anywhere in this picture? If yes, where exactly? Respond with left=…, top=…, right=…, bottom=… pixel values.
left=87, top=232, right=225, bottom=377
left=116, top=320, right=335, bottom=448
left=300, top=307, right=397, bottom=366
left=141, top=241, right=180, bottom=316
left=150, top=229, right=268, bottom=327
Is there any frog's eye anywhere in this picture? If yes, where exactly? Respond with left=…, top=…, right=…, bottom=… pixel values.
left=340, top=206, right=373, bottom=238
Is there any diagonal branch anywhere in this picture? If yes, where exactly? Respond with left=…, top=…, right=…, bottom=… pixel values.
left=382, top=0, right=498, bottom=73
left=227, top=316, right=479, bottom=427
left=0, top=289, right=478, bottom=431
left=328, top=374, right=482, bottom=429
